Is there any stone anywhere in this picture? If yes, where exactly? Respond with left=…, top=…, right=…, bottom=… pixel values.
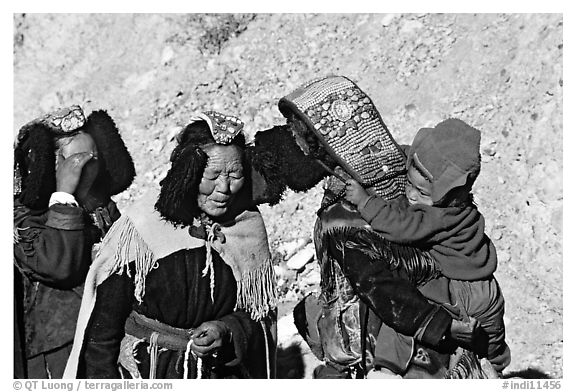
left=122, top=70, right=157, bottom=92
left=282, top=289, right=299, bottom=302
left=286, top=244, right=315, bottom=270
left=380, top=14, right=399, bottom=27
left=550, top=207, right=562, bottom=235
left=491, top=229, right=503, bottom=241
left=161, top=46, right=175, bottom=65
left=277, top=314, right=300, bottom=348
left=274, top=265, right=289, bottom=279
left=149, top=138, right=165, bottom=154
left=165, top=126, right=182, bottom=143
left=144, top=171, right=155, bottom=183
left=400, top=20, right=424, bottom=34
left=482, top=141, right=498, bottom=157
left=299, top=269, right=321, bottom=287
left=277, top=238, right=310, bottom=260
left=499, top=250, right=511, bottom=263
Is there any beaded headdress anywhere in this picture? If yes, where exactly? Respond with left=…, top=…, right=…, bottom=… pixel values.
left=279, top=75, right=407, bottom=200
left=189, top=111, right=244, bottom=145
left=16, top=105, right=86, bottom=143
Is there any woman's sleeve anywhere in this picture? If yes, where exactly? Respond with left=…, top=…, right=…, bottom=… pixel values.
left=78, top=272, right=135, bottom=378
left=217, top=310, right=259, bottom=366
left=217, top=311, right=273, bottom=378
left=13, top=201, right=93, bottom=289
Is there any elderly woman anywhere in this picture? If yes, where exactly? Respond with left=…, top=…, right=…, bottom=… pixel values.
left=13, top=106, right=135, bottom=378
left=64, top=111, right=328, bottom=379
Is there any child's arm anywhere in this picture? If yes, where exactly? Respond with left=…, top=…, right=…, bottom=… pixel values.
left=358, top=193, right=447, bottom=245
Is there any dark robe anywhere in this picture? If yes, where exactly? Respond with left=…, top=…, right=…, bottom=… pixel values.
left=13, top=199, right=117, bottom=378
left=78, top=247, right=271, bottom=379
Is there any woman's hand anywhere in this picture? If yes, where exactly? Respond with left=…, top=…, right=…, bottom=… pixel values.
left=345, top=179, right=370, bottom=207
left=189, top=320, right=231, bottom=358
left=56, top=152, right=95, bottom=194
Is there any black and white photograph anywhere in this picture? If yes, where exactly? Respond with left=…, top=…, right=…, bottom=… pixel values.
left=8, top=6, right=568, bottom=388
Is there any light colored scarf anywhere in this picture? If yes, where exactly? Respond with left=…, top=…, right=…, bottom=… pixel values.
left=64, top=189, right=277, bottom=378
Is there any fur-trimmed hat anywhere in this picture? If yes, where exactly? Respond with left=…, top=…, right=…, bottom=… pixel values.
left=406, top=118, right=481, bottom=203
left=155, top=111, right=246, bottom=227
left=14, top=105, right=136, bottom=210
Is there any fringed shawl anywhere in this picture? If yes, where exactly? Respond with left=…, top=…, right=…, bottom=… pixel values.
left=64, top=190, right=276, bottom=378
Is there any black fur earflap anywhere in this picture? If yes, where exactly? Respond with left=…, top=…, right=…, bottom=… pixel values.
left=14, top=123, right=57, bottom=209
left=249, top=124, right=329, bottom=205
left=83, top=110, right=136, bottom=196
left=155, top=144, right=208, bottom=227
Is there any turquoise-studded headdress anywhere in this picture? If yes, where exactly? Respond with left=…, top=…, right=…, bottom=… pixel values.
left=189, top=111, right=244, bottom=145
left=278, top=75, right=407, bottom=200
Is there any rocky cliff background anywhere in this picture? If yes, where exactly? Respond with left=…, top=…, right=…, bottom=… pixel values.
left=13, top=13, right=563, bottom=378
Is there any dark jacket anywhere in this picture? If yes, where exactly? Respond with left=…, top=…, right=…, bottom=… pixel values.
left=13, top=199, right=119, bottom=360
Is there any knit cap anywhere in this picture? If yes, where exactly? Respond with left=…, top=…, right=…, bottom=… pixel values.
left=406, top=118, right=481, bottom=203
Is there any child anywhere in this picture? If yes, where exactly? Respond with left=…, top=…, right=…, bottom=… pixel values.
left=344, top=118, right=510, bottom=375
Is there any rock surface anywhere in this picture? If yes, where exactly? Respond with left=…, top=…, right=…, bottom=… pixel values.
left=13, top=13, right=563, bottom=378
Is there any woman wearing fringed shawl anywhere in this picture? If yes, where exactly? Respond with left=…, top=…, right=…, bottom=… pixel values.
left=64, top=111, right=330, bottom=379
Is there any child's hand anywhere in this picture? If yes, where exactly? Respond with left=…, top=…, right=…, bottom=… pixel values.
left=345, top=179, right=370, bottom=207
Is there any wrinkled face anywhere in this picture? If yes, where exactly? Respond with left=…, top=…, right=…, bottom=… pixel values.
left=405, top=161, right=433, bottom=206
left=197, top=144, right=245, bottom=217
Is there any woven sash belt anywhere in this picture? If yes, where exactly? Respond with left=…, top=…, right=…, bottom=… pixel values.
left=124, top=310, right=204, bottom=378
left=125, top=310, right=194, bottom=350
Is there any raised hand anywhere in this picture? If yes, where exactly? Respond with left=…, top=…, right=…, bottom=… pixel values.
left=56, top=152, right=95, bottom=194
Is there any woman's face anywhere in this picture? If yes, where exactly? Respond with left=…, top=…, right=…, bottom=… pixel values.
left=197, top=144, right=245, bottom=217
